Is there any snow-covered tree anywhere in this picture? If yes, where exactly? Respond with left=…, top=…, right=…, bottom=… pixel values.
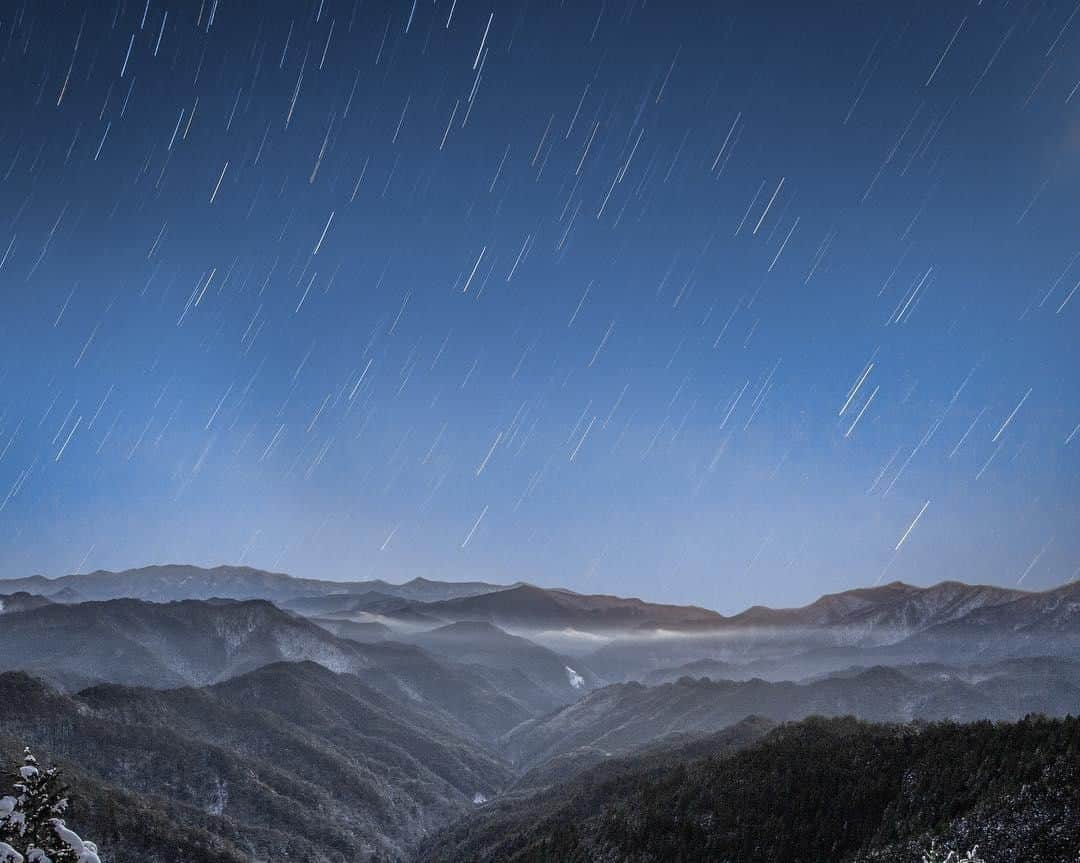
left=921, top=840, right=986, bottom=863
left=0, top=748, right=101, bottom=863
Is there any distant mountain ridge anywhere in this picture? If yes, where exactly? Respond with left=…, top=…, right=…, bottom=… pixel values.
left=4, top=564, right=1079, bottom=696
left=1, top=564, right=1075, bottom=643
left=0, top=564, right=511, bottom=604
left=285, top=575, right=1080, bottom=650
left=729, top=579, right=1028, bottom=631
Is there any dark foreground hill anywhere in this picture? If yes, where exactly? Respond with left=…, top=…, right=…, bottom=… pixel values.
left=0, top=663, right=512, bottom=862
left=420, top=714, right=1080, bottom=863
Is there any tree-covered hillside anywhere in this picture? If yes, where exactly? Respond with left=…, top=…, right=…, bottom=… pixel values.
left=420, top=715, right=1080, bottom=863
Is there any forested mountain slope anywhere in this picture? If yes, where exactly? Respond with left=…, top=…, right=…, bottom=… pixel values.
left=421, top=715, right=1080, bottom=863
left=0, top=663, right=512, bottom=862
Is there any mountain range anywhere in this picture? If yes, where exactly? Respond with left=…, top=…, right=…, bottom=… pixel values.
left=4, top=565, right=1077, bottom=649
left=0, top=597, right=584, bottom=740
left=0, top=564, right=1077, bottom=861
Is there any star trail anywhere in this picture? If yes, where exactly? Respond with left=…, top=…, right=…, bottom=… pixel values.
left=0, top=0, right=1078, bottom=612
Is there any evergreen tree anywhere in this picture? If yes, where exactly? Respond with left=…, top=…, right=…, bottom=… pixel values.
left=922, top=842, right=986, bottom=863
left=0, top=748, right=101, bottom=863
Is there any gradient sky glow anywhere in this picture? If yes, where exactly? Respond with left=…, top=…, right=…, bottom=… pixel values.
left=1, top=0, right=1078, bottom=612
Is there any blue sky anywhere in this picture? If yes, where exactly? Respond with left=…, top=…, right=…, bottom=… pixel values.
left=0, top=0, right=1077, bottom=612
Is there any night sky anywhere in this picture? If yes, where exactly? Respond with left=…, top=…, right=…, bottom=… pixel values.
left=1, top=0, right=1078, bottom=612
